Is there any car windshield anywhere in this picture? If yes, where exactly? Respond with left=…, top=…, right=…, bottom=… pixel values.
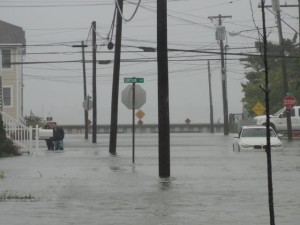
left=241, top=128, right=276, bottom=137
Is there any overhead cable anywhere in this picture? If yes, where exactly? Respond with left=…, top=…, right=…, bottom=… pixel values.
left=114, top=0, right=142, bottom=22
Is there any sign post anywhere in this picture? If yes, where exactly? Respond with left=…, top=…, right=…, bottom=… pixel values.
left=132, top=82, right=136, bottom=164
left=122, top=77, right=145, bottom=164
left=283, top=95, right=296, bottom=140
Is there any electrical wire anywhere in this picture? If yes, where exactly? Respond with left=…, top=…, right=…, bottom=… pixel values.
left=107, top=6, right=117, bottom=43
left=114, top=0, right=142, bottom=22
left=0, top=2, right=114, bottom=7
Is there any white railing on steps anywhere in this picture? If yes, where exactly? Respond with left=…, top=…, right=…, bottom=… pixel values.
left=0, top=111, right=39, bottom=153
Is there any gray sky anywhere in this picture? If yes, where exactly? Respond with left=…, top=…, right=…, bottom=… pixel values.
left=0, top=0, right=299, bottom=125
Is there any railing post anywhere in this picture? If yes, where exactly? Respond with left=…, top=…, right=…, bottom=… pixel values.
left=35, top=125, right=39, bottom=151
left=29, top=126, right=33, bottom=151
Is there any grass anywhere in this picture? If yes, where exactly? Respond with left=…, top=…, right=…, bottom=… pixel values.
left=0, top=191, right=36, bottom=201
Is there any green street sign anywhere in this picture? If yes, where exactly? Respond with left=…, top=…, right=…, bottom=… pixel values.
left=124, top=77, right=144, bottom=83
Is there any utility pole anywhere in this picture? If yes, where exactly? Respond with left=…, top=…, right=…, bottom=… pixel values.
left=72, top=41, right=88, bottom=139
left=0, top=77, right=2, bottom=112
left=208, top=14, right=231, bottom=135
left=299, top=0, right=300, bottom=44
left=258, top=0, right=299, bottom=141
left=261, top=2, right=276, bottom=225
left=298, top=0, right=300, bottom=44
left=207, top=61, right=214, bottom=133
left=157, top=0, right=170, bottom=178
left=109, top=0, right=123, bottom=155
left=0, top=53, right=2, bottom=112
left=92, top=21, right=97, bottom=143
left=259, top=2, right=300, bottom=44
left=272, top=1, right=293, bottom=140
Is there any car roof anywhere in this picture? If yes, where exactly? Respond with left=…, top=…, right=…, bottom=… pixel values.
left=242, top=125, right=265, bottom=128
left=241, top=125, right=273, bottom=130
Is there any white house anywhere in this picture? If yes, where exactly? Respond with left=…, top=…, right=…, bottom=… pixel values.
left=0, top=20, right=26, bottom=123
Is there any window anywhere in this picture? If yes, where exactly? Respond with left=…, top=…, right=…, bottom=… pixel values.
left=3, top=87, right=12, bottom=106
left=2, top=49, right=11, bottom=69
left=290, top=108, right=295, bottom=117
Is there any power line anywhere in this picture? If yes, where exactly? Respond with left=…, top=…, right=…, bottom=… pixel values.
left=0, top=2, right=114, bottom=7
left=115, top=0, right=142, bottom=22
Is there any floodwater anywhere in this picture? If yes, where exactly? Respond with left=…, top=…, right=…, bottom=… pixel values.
left=0, top=133, right=300, bottom=225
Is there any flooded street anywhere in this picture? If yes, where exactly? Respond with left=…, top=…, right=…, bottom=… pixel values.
left=1, top=133, right=300, bottom=225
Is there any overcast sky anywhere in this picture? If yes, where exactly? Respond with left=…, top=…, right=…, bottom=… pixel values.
left=0, top=0, right=299, bottom=125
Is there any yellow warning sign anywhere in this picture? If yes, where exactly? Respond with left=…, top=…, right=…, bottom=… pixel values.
left=135, top=109, right=145, bottom=120
left=252, top=102, right=266, bottom=116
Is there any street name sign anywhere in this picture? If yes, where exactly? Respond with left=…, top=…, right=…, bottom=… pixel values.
left=124, top=77, right=144, bottom=83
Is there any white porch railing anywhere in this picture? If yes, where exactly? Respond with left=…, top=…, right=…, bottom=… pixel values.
left=0, top=111, right=39, bottom=153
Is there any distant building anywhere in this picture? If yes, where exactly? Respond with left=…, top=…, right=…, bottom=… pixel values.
left=0, top=20, right=26, bottom=122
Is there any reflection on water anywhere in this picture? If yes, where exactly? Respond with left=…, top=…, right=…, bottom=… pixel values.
left=0, top=133, right=299, bottom=225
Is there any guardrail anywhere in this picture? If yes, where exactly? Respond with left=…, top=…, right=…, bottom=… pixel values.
left=0, top=111, right=39, bottom=153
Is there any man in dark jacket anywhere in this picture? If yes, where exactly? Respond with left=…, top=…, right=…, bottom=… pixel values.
left=52, top=122, right=65, bottom=150
left=44, top=123, right=54, bottom=150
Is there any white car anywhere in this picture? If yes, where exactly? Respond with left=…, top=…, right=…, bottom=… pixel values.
left=233, top=126, right=283, bottom=152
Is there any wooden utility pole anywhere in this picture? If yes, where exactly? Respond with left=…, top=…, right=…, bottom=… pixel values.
left=81, top=41, right=89, bottom=140
left=298, top=0, right=300, bottom=44
left=0, top=77, right=2, bottom=112
left=157, top=0, right=170, bottom=178
left=92, top=21, right=97, bottom=143
left=261, top=2, right=276, bottom=225
left=109, top=0, right=123, bottom=155
left=207, top=61, right=214, bottom=133
left=72, top=41, right=88, bottom=139
left=0, top=54, right=2, bottom=111
left=259, top=2, right=300, bottom=44
left=259, top=0, right=299, bottom=140
left=208, top=14, right=231, bottom=135
left=272, top=1, right=293, bottom=140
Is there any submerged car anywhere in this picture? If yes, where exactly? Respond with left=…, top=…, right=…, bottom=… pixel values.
left=233, top=126, right=283, bottom=152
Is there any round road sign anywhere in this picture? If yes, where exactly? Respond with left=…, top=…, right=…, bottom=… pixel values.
left=283, top=95, right=296, bottom=109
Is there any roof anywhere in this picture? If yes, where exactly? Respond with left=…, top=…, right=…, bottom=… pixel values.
left=0, top=20, right=26, bottom=45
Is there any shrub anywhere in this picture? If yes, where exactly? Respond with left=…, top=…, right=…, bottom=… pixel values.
left=0, top=114, right=21, bottom=157
left=0, top=114, right=6, bottom=142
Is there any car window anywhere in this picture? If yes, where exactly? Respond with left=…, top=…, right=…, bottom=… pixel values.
left=241, top=128, right=276, bottom=137
left=281, top=109, right=295, bottom=118
left=290, top=109, right=295, bottom=117
left=274, top=107, right=286, bottom=116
